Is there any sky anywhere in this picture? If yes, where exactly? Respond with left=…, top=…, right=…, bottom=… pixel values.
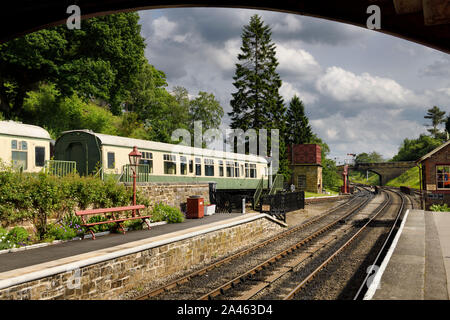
left=137, top=8, right=450, bottom=164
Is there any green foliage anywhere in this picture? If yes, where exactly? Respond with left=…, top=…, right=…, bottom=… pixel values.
left=22, top=83, right=120, bottom=138
left=349, top=170, right=380, bottom=186
left=355, top=152, right=384, bottom=164
left=44, top=222, right=78, bottom=242
left=385, top=166, right=420, bottom=189
left=0, top=12, right=145, bottom=118
left=286, top=95, right=313, bottom=145
left=123, top=219, right=144, bottom=231
left=152, top=203, right=184, bottom=224
left=392, top=134, right=444, bottom=161
left=0, top=227, right=30, bottom=250
left=424, top=106, right=446, bottom=138
left=0, top=161, right=137, bottom=239
left=86, top=215, right=116, bottom=233
left=189, top=91, right=224, bottom=133
left=430, top=204, right=450, bottom=212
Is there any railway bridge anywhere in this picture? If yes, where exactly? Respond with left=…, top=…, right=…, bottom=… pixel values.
left=339, top=161, right=416, bottom=186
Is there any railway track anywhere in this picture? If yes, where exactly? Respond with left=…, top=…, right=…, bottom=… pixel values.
left=279, top=188, right=416, bottom=300
left=135, top=186, right=374, bottom=300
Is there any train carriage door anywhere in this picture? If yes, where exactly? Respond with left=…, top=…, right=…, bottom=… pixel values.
left=65, top=142, right=87, bottom=176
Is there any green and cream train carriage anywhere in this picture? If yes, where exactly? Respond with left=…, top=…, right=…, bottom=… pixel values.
left=0, top=120, right=52, bottom=172
left=53, top=130, right=269, bottom=192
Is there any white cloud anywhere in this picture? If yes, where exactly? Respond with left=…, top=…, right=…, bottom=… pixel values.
left=280, top=82, right=318, bottom=105
left=277, top=44, right=321, bottom=80
left=315, top=66, right=424, bottom=108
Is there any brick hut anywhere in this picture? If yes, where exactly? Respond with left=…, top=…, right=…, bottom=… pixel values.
left=416, top=140, right=450, bottom=209
left=287, top=144, right=322, bottom=193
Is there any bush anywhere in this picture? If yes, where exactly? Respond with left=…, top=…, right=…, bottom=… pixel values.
left=430, top=204, right=450, bottom=212
left=0, top=227, right=30, bottom=249
left=152, top=203, right=184, bottom=224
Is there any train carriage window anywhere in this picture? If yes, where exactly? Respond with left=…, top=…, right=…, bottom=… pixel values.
left=219, top=160, right=224, bottom=177
left=245, top=163, right=250, bottom=177
left=436, top=165, right=450, bottom=189
left=107, top=152, right=115, bottom=169
left=139, top=152, right=153, bottom=173
left=180, top=156, right=188, bottom=175
left=21, top=141, right=27, bottom=150
left=11, top=140, right=17, bottom=149
left=226, top=161, right=234, bottom=177
left=204, top=159, right=214, bottom=176
left=189, top=159, right=193, bottom=173
left=250, top=163, right=257, bottom=178
left=35, top=147, right=45, bottom=167
left=164, top=154, right=177, bottom=174
left=12, top=151, right=27, bottom=170
left=195, top=157, right=202, bottom=176
left=234, top=162, right=240, bottom=177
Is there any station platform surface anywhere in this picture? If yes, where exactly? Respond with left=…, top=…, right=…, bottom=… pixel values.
left=0, top=212, right=277, bottom=288
left=367, top=209, right=450, bottom=300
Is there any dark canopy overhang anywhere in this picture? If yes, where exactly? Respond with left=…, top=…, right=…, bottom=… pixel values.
left=1, top=0, right=449, bottom=53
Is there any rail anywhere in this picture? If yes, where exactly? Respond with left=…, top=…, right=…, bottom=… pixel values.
left=253, top=177, right=264, bottom=209
left=120, top=164, right=151, bottom=183
left=134, top=186, right=371, bottom=300
left=269, top=174, right=284, bottom=195
left=44, top=160, right=76, bottom=176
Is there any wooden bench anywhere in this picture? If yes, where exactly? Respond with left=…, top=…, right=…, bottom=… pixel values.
left=76, top=205, right=152, bottom=240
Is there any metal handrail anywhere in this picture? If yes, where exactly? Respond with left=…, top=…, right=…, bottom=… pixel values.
left=269, top=174, right=284, bottom=195
left=253, top=177, right=264, bottom=209
left=120, top=164, right=151, bottom=183
left=44, top=160, right=76, bottom=176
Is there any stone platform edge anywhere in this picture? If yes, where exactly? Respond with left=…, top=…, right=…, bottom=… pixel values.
left=363, top=209, right=412, bottom=300
left=0, top=213, right=286, bottom=291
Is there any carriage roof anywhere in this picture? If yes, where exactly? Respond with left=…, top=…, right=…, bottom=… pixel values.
left=62, top=130, right=268, bottom=164
left=0, top=120, right=51, bottom=140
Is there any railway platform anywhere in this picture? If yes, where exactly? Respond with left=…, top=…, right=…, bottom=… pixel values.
left=0, top=210, right=290, bottom=299
left=366, top=209, right=450, bottom=300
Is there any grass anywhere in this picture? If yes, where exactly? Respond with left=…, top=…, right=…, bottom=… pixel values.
left=348, top=170, right=380, bottom=185
left=305, top=190, right=339, bottom=198
left=385, top=166, right=420, bottom=189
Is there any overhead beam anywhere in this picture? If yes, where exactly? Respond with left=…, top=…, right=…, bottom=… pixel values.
left=0, top=1, right=449, bottom=53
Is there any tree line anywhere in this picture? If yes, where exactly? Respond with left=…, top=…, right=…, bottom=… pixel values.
left=0, top=13, right=223, bottom=143
left=0, top=13, right=340, bottom=191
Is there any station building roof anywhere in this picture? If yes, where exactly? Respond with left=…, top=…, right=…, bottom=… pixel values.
left=62, top=130, right=269, bottom=164
left=0, top=120, right=51, bottom=140
left=416, top=140, right=450, bottom=164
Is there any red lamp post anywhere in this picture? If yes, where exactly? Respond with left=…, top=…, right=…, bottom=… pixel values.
left=128, top=146, right=142, bottom=217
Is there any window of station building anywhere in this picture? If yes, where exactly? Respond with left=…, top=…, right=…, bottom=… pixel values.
left=204, top=158, right=214, bottom=176
left=164, top=154, right=177, bottom=174
left=297, top=175, right=306, bottom=191
left=234, top=162, right=240, bottom=177
left=139, top=151, right=153, bottom=173
left=35, top=147, right=45, bottom=167
left=107, top=152, right=115, bottom=169
left=436, top=165, right=450, bottom=189
left=195, top=157, right=202, bottom=176
left=219, top=160, right=224, bottom=177
left=180, top=156, right=188, bottom=175
left=226, top=161, right=234, bottom=177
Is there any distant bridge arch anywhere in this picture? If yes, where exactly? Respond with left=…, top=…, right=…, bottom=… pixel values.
left=339, top=161, right=416, bottom=186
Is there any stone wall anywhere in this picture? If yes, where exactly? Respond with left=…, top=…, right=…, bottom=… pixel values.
left=290, top=165, right=322, bottom=193
left=129, top=182, right=210, bottom=211
left=0, top=215, right=284, bottom=300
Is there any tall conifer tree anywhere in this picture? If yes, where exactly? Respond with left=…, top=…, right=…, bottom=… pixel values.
left=286, top=95, right=313, bottom=145
left=229, top=14, right=289, bottom=177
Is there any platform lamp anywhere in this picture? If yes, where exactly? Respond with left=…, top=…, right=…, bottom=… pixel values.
left=128, top=146, right=142, bottom=217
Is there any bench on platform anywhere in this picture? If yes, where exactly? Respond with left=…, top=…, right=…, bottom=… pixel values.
left=76, top=205, right=152, bottom=240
